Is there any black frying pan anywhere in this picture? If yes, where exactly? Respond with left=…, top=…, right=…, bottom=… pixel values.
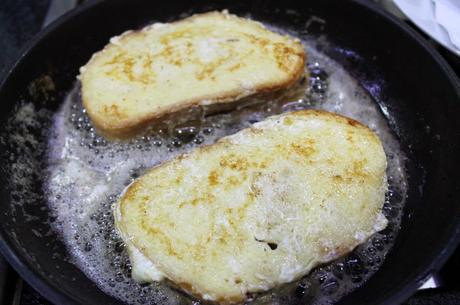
left=1, top=0, right=460, bottom=304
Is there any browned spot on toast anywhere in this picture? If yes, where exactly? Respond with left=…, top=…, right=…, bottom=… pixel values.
left=208, top=170, right=219, bottom=185
left=101, top=104, right=128, bottom=120
left=220, top=153, right=248, bottom=171
left=291, top=143, right=316, bottom=158
left=104, top=52, right=155, bottom=85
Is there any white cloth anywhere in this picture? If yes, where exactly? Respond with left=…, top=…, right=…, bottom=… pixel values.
left=434, top=0, right=460, bottom=50
left=393, top=0, right=460, bottom=56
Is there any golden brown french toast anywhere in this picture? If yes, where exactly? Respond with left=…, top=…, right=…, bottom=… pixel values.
left=79, top=11, right=306, bottom=138
left=114, top=110, right=388, bottom=304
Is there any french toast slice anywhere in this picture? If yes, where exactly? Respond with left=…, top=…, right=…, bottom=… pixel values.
left=114, top=110, right=388, bottom=304
left=79, top=11, right=306, bottom=138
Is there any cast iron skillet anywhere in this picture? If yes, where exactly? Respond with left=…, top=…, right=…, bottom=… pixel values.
left=0, top=0, right=459, bottom=304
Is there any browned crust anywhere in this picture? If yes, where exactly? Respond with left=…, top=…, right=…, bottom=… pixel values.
left=81, top=11, right=306, bottom=139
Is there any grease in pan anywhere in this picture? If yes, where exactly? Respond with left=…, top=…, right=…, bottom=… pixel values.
left=44, top=12, right=407, bottom=305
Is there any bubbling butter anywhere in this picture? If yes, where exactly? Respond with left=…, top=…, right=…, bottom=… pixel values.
left=41, top=28, right=407, bottom=305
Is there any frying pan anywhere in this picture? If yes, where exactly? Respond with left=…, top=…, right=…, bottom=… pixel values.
left=0, top=0, right=459, bottom=304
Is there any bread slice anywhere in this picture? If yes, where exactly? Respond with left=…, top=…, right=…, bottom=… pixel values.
left=114, top=110, right=388, bottom=304
left=79, top=11, right=306, bottom=139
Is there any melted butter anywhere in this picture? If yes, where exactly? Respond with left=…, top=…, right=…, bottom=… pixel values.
left=40, top=27, right=407, bottom=305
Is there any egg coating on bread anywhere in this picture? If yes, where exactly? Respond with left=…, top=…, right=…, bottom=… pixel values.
left=114, top=110, right=388, bottom=304
left=80, top=11, right=305, bottom=138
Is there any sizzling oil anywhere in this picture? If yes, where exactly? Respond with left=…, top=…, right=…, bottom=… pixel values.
left=6, top=32, right=407, bottom=305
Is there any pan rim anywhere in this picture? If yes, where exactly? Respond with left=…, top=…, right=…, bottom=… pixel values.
left=0, top=2, right=109, bottom=304
left=349, top=2, right=460, bottom=303
left=0, top=0, right=459, bottom=304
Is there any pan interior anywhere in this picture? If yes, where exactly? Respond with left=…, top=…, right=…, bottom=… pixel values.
left=4, top=18, right=407, bottom=305
left=1, top=1, right=459, bottom=305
